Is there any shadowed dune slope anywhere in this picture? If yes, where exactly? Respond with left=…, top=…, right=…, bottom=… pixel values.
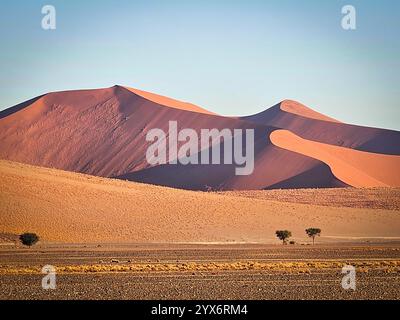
left=117, top=127, right=347, bottom=190
left=1, top=160, right=399, bottom=243
left=270, top=130, right=400, bottom=187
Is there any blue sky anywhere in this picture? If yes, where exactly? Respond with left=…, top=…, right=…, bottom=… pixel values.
left=1, top=0, right=399, bottom=130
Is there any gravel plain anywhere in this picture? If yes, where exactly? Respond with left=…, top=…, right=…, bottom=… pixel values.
left=1, top=243, right=399, bottom=300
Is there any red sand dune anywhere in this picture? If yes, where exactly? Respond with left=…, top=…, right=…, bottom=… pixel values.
left=0, top=85, right=399, bottom=190
left=242, top=100, right=400, bottom=155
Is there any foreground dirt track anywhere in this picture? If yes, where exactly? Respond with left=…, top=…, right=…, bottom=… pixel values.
left=0, top=244, right=399, bottom=300
left=1, top=160, right=400, bottom=243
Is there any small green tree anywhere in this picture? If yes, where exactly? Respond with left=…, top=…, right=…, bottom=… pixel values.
left=305, top=228, right=321, bottom=245
left=19, top=233, right=39, bottom=247
left=275, top=230, right=292, bottom=244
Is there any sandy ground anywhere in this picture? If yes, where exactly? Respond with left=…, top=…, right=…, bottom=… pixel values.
left=222, top=187, right=400, bottom=210
left=0, top=243, right=399, bottom=300
left=1, top=160, right=400, bottom=243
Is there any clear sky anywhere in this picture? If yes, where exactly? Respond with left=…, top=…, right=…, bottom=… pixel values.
left=1, top=0, right=399, bottom=130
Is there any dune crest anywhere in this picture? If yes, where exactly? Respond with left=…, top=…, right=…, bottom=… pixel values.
left=123, top=86, right=216, bottom=115
left=270, top=129, right=400, bottom=187
left=280, top=100, right=340, bottom=123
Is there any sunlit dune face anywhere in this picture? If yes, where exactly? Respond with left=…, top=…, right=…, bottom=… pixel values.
left=270, top=129, right=400, bottom=187
left=280, top=100, right=341, bottom=123
left=1, top=160, right=400, bottom=243
left=123, top=86, right=216, bottom=115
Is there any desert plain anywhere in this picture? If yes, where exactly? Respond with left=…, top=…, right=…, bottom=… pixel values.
left=1, top=86, right=400, bottom=300
left=1, top=243, right=400, bottom=300
left=1, top=160, right=400, bottom=300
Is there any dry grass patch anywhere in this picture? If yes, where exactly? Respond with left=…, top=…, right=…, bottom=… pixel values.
left=1, top=260, right=400, bottom=274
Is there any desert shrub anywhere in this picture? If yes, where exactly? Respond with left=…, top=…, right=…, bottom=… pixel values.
left=275, top=230, right=292, bottom=244
left=19, top=233, right=39, bottom=247
left=289, top=240, right=296, bottom=245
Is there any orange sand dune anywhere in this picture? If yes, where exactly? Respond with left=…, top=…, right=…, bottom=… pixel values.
left=279, top=100, right=340, bottom=123
left=270, top=129, right=400, bottom=187
left=1, top=160, right=399, bottom=243
left=1, top=85, right=400, bottom=190
left=0, top=86, right=343, bottom=190
left=242, top=101, right=400, bottom=155
left=123, top=86, right=216, bottom=115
